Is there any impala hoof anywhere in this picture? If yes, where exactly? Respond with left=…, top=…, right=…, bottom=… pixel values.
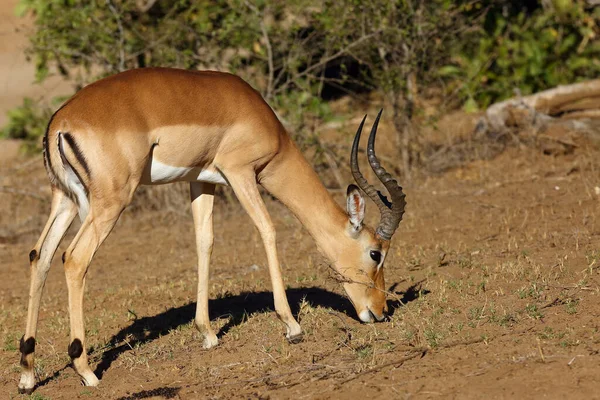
left=286, top=332, right=304, bottom=344
left=19, top=371, right=35, bottom=395
left=202, top=333, right=219, bottom=349
left=81, top=372, right=100, bottom=387
left=18, top=387, right=34, bottom=395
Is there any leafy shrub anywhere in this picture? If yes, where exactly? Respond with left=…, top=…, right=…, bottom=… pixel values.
left=1, top=98, right=53, bottom=152
left=7, top=0, right=600, bottom=160
left=452, top=0, right=600, bottom=109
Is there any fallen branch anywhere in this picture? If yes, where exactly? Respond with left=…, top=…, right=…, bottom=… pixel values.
left=480, top=80, right=600, bottom=133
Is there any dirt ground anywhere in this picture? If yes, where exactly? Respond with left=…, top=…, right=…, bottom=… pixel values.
left=2, top=2, right=600, bottom=399
left=1, top=124, right=600, bottom=400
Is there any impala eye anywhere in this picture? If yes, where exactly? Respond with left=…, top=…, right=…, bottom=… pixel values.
left=369, top=250, right=382, bottom=264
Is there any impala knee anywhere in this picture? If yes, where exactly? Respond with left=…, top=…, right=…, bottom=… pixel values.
left=63, top=256, right=86, bottom=281
left=68, top=339, right=84, bottom=359
left=198, top=234, right=214, bottom=253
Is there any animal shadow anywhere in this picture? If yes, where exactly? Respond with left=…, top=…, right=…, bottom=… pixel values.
left=386, top=279, right=430, bottom=318
left=91, top=283, right=427, bottom=377
left=33, top=283, right=425, bottom=390
left=93, top=287, right=354, bottom=378
left=115, top=386, right=181, bottom=400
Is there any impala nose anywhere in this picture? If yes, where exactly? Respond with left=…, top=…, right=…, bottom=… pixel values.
left=359, top=310, right=373, bottom=323
left=359, top=308, right=386, bottom=323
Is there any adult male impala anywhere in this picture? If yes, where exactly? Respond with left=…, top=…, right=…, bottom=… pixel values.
left=18, top=68, right=405, bottom=393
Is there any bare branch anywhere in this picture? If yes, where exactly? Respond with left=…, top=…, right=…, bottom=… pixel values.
left=106, top=0, right=126, bottom=72
left=274, top=30, right=382, bottom=96
left=135, top=0, right=158, bottom=13
left=244, top=0, right=275, bottom=100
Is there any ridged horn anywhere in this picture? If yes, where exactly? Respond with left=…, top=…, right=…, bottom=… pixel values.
left=350, top=109, right=406, bottom=240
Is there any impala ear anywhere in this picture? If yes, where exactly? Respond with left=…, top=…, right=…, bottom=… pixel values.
left=346, top=184, right=365, bottom=232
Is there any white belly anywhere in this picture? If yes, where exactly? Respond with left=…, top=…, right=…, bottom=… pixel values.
left=143, top=158, right=229, bottom=185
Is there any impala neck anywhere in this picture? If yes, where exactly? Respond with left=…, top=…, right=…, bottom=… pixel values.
left=260, top=136, right=349, bottom=261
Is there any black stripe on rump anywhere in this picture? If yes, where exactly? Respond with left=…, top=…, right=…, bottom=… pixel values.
left=62, top=133, right=91, bottom=178
left=43, top=130, right=51, bottom=172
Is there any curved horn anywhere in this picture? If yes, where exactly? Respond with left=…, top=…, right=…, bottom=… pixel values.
left=350, top=115, right=389, bottom=216
left=366, top=109, right=406, bottom=240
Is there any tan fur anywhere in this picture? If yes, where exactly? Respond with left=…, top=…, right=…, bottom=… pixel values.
left=20, top=68, right=390, bottom=392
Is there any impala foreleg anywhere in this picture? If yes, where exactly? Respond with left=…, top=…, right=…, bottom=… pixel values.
left=63, top=201, right=125, bottom=387
left=19, top=189, right=77, bottom=394
left=190, top=182, right=219, bottom=349
left=223, top=169, right=303, bottom=343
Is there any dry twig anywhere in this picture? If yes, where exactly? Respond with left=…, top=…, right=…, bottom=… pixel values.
left=0, top=186, right=46, bottom=201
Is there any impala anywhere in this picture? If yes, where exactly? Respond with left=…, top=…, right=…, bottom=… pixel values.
left=18, top=68, right=405, bottom=394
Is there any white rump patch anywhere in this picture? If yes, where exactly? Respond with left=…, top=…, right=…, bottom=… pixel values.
left=147, top=159, right=228, bottom=185
left=58, top=133, right=89, bottom=221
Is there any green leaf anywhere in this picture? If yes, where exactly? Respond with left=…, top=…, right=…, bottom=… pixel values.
left=437, top=65, right=462, bottom=77
left=463, top=97, right=479, bottom=113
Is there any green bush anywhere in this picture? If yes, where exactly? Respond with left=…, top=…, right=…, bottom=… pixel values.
left=452, top=0, right=600, bottom=109
left=6, top=0, right=600, bottom=158
left=7, top=0, right=469, bottom=162
left=12, top=0, right=351, bottom=137
left=1, top=98, right=53, bottom=152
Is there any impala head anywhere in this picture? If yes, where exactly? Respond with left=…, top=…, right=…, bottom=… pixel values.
left=336, top=109, right=406, bottom=323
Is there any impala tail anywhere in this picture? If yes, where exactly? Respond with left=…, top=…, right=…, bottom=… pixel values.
left=43, top=121, right=90, bottom=221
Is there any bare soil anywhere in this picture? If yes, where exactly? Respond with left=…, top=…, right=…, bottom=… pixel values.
left=1, top=129, right=600, bottom=399
left=2, top=2, right=600, bottom=398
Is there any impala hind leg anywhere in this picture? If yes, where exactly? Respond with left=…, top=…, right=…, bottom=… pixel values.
left=190, top=182, right=219, bottom=348
left=19, top=189, right=77, bottom=394
left=222, top=169, right=303, bottom=343
left=62, top=198, right=127, bottom=386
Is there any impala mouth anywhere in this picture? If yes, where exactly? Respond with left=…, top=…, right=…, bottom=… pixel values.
left=370, top=309, right=386, bottom=322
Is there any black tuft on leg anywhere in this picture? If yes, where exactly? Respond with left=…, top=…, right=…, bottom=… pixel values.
left=29, top=250, right=37, bottom=263
left=68, top=338, right=83, bottom=359
left=62, top=251, right=66, bottom=264
left=19, top=336, right=36, bottom=368
left=20, top=336, right=36, bottom=355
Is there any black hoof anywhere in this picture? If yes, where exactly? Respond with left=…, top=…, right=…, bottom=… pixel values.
left=287, top=332, right=304, bottom=344
left=18, top=387, right=34, bottom=395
